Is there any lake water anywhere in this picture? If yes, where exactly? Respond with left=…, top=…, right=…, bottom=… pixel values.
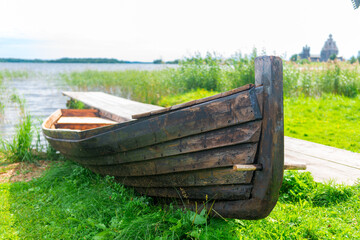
left=0, top=63, right=175, bottom=143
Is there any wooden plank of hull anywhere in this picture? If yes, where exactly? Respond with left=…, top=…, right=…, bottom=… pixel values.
left=135, top=184, right=253, bottom=200
left=44, top=87, right=262, bottom=156
left=81, top=143, right=257, bottom=177
left=59, top=120, right=261, bottom=163
left=108, top=167, right=254, bottom=188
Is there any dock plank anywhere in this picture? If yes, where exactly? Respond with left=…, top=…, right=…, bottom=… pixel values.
left=63, top=91, right=164, bottom=120
left=285, top=136, right=360, bottom=185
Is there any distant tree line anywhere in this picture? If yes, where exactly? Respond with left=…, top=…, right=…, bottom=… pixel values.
left=153, top=59, right=179, bottom=64
left=0, top=58, right=180, bottom=64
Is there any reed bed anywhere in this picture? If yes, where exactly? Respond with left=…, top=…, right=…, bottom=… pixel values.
left=62, top=54, right=360, bottom=105
left=0, top=70, right=30, bottom=81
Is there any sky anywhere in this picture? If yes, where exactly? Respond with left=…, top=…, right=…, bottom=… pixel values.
left=0, top=0, right=359, bottom=61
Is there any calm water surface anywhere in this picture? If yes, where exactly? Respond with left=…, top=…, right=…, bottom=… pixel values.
left=0, top=63, right=174, bottom=142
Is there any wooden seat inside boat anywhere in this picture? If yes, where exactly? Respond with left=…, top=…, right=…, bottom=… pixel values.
left=48, top=109, right=118, bottom=131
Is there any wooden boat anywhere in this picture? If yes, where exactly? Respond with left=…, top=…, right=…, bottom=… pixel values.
left=42, top=56, right=284, bottom=219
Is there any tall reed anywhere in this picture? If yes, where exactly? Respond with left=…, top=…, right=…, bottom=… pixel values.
left=1, top=114, right=34, bottom=162
left=62, top=53, right=360, bottom=106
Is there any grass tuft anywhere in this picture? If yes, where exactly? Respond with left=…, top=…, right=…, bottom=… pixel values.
left=1, top=114, right=35, bottom=162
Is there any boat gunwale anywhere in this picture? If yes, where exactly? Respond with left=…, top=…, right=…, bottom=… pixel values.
left=42, top=85, right=262, bottom=143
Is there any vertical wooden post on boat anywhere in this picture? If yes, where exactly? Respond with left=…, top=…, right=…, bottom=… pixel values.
left=251, top=55, right=284, bottom=218
left=211, top=56, right=284, bottom=219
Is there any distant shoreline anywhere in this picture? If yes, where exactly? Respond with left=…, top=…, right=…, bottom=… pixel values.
left=0, top=58, right=178, bottom=64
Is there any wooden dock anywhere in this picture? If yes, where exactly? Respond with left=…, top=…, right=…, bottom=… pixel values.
left=63, top=91, right=360, bottom=185
left=285, top=136, right=360, bottom=185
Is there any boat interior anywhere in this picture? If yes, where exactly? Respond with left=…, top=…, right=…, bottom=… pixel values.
left=44, top=109, right=119, bottom=131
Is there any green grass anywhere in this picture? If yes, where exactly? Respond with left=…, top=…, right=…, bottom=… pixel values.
left=0, top=110, right=61, bottom=163
left=284, top=94, right=360, bottom=152
left=158, top=89, right=220, bottom=107
left=0, top=162, right=359, bottom=239
left=66, top=99, right=87, bottom=109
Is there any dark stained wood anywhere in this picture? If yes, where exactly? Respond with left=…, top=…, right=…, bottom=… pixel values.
left=82, top=143, right=257, bottom=176
left=107, top=167, right=254, bottom=187
left=44, top=88, right=261, bottom=151
left=135, top=184, right=253, bottom=200
left=58, top=120, right=261, bottom=161
left=132, top=84, right=255, bottom=119
left=255, top=86, right=264, bottom=114
left=185, top=56, right=283, bottom=219
left=44, top=92, right=262, bottom=158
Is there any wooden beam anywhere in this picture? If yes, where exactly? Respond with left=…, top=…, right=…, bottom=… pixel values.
left=233, top=164, right=262, bottom=171
left=284, top=163, right=307, bottom=170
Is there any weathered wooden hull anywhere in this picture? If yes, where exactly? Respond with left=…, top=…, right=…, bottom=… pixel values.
left=42, top=56, right=284, bottom=219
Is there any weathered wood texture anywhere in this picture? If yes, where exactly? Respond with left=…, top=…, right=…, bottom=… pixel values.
left=174, top=56, right=283, bottom=219
left=108, top=167, right=254, bottom=188
left=64, top=120, right=261, bottom=165
left=81, top=143, right=257, bottom=176
left=45, top=88, right=262, bottom=157
left=199, top=55, right=284, bottom=219
left=62, top=91, right=164, bottom=121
